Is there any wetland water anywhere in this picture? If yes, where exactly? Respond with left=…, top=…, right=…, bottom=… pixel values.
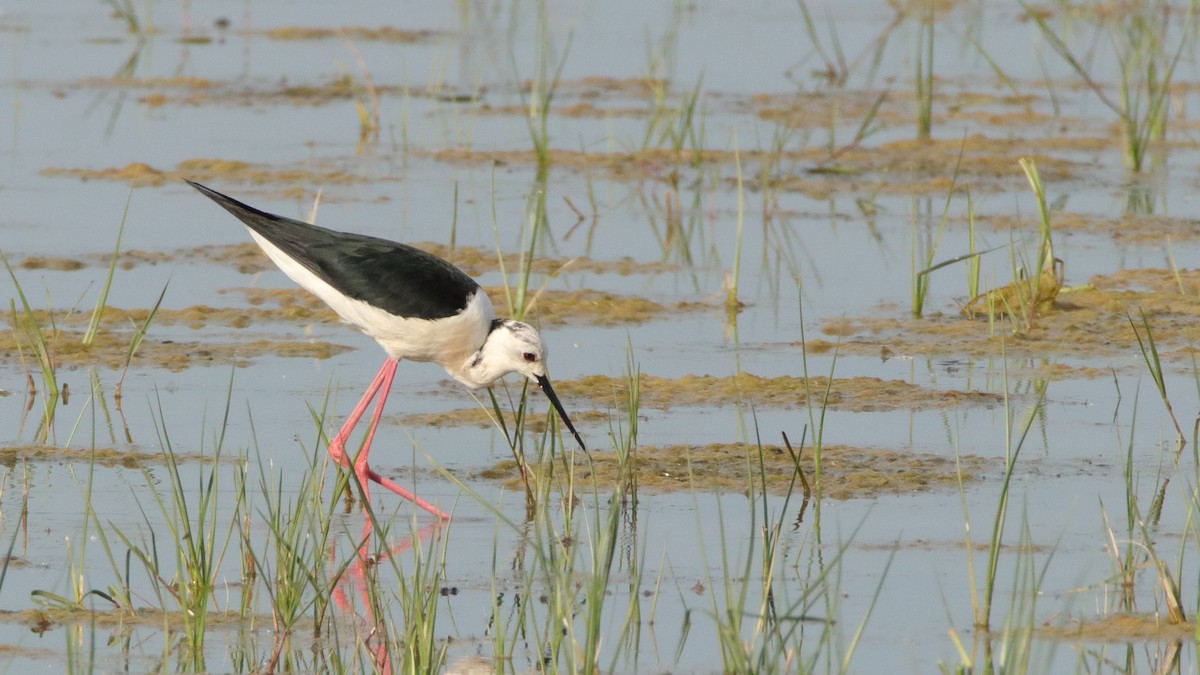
left=3, top=1, right=1200, bottom=672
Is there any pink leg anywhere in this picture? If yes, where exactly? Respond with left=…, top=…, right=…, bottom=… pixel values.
left=329, top=358, right=450, bottom=520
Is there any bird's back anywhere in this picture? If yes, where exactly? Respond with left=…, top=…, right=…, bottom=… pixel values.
left=188, top=181, right=480, bottom=321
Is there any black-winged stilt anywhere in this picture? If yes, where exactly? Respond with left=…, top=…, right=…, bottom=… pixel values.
left=187, top=181, right=585, bottom=520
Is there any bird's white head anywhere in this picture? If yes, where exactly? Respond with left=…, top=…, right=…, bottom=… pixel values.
left=460, top=319, right=547, bottom=388
left=457, top=319, right=586, bottom=452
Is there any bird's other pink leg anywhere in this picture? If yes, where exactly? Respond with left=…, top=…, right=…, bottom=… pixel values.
left=359, top=369, right=450, bottom=520
left=352, top=357, right=396, bottom=478
left=330, top=358, right=449, bottom=521
left=328, top=359, right=397, bottom=472
left=365, top=469, right=450, bottom=520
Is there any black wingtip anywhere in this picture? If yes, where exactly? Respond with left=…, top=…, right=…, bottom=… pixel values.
left=183, top=178, right=215, bottom=197
left=184, top=178, right=234, bottom=209
left=185, top=179, right=240, bottom=208
left=184, top=179, right=283, bottom=229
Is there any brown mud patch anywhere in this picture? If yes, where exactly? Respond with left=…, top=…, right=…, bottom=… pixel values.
left=71, top=71, right=420, bottom=109
left=979, top=212, right=1200, bottom=244
left=552, top=373, right=1001, bottom=412
left=261, top=26, right=439, bottom=42
left=420, top=84, right=1119, bottom=196
left=41, top=158, right=372, bottom=188
left=478, top=442, right=988, bottom=500
left=75, top=75, right=216, bottom=92
left=415, top=242, right=682, bottom=278
left=396, top=406, right=610, bottom=431
left=0, top=320, right=350, bottom=371
left=818, top=268, right=1200, bottom=363
left=424, top=146, right=767, bottom=184
left=4, top=303, right=339, bottom=331
left=754, top=135, right=1081, bottom=200
left=0, top=607, right=277, bottom=632
left=422, top=134, right=1081, bottom=196
left=400, top=371, right=999, bottom=428
left=0, top=445, right=214, bottom=469
left=43, top=74, right=1142, bottom=199
left=1040, top=614, right=1194, bottom=642
left=524, top=289, right=709, bottom=326
left=18, top=256, right=86, bottom=271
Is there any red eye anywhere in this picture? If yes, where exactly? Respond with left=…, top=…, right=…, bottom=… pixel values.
left=523, top=352, right=537, bottom=362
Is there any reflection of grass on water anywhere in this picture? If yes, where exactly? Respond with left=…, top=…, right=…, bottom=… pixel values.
left=9, top=269, right=1200, bottom=673
left=19, top=221, right=1196, bottom=669
left=15, top=3, right=1200, bottom=672
left=10, top=335, right=875, bottom=672
left=1025, top=1, right=1193, bottom=174
left=1, top=198, right=168, bottom=444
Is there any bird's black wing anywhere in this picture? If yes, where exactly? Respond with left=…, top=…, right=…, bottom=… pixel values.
left=187, top=180, right=480, bottom=320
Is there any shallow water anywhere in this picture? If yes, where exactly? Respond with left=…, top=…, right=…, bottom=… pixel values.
left=3, top=1, right=1200, bottom=672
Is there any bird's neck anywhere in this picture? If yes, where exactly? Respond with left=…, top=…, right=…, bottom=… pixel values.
left=445, top=319, right=514, bottom=389
left=446, top=349, right=497, bottom=390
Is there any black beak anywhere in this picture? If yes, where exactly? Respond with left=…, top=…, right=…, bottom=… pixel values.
left=536, top=375, right=586, bottom=452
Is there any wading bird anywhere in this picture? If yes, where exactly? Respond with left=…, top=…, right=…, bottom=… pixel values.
left=188, top=181, right=585, bottom=520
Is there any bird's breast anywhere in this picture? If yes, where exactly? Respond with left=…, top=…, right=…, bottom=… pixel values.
left=369, top=290, right=495, bottom=367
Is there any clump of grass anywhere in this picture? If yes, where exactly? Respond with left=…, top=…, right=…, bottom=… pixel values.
left=239, top=427, right=352, bottom=670
left=103, top=0, right=147, bottom=38
left=3, top=251, right=61, bottom=442
left=114, top=280, right=169, bottom=403
left=1090, top=369, right=1189, bottom=639
left=965, top=190, right=980, bottom=301
left=114, top=385, right=242, bottom=669
left=515, top=0, right=576, bottom=180
left=32, top=398, right=153, bottom=617
left=355, top=506, right=451, bottom=674
left=961, top=158, right=1062, bottom=333
left=339, top=38, right=381, bottom=148
left=479, top=160, right=581, bottom=517
left=484, top=382, right=538, bottom=517
left=2, top=197, right=166, bottom=436
left=1025, top=1, right=1193, bottom=172
left=914, top=3, right=935, bottom=140
left=796, top=291, right=835, bottom=493
left=943, top=350, right=1055, bottom=671
left=956, top=347, right=1049, bottom=633
left=612, top=345, right=641, bottom=508
left=432, top=349, right=640, bottom=671
left=795, top=0, right=849, bottom=86
left=83, top=191, right=132, bottom=347
left=724, top=135, right=745, bottom=318
left=641, top=74, right=707, bottom=166
left=911, top=141, right=964, bottom=317
left=639, top=4, right=708, bottom=166
left=675, top=429, right=880, bottom=672
left=1128, top=309, right=1186, bottom=451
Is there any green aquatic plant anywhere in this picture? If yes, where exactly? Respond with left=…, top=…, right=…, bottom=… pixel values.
left=2, top=251, right=60, bottom=441
left=114, top=385, right=242, bottom=670
left=83, top=191, right=131, bottom=347
left=1025, top=0, right=1195, bottom=172
left=910, top=142, right=964, bottom=317
left=516, top=0, right=576, bottom=179
left=1129, top=309, right=1186, bottom=450
left=914, top=3, right=935, bottom=140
